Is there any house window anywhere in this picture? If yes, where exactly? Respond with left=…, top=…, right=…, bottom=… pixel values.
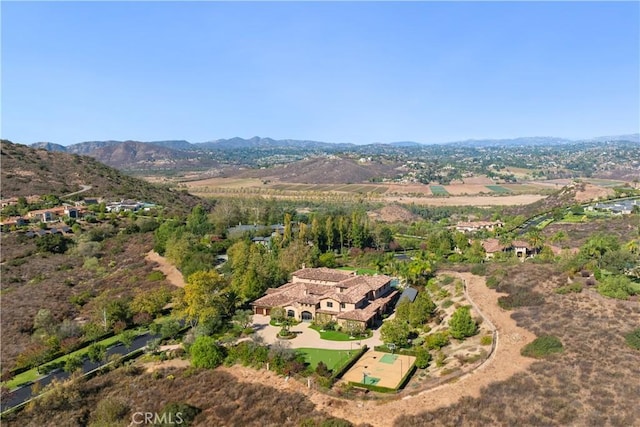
left=327, top=302, right=333, bottom=308
left=340, top=303, right=345, bottom=309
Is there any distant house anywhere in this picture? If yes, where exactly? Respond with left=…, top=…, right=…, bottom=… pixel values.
left=512, top=240, right=536, bottom=260
left=481, top=238, right=508, bottom=259
left=64, top=206, right=80, bottom=219
left=252, top=268, right=398, bottom=329
left=456, top=221, right=503, bottom=233
left=27, top=209, right=55, bottom=223
left=251, top=236, right=272, bottom=246
left=0, top=217, right=28, bottom=230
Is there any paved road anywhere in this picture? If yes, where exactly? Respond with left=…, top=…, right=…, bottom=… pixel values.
left=1, top=332, right=159, bottom=411
left=252, top=314, right=383, bottom=350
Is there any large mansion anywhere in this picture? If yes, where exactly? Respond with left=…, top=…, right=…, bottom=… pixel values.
left=252, top=268, right=398, bottom=329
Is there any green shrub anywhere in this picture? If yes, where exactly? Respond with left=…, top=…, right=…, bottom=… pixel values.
left=521, top=335, right=564, bottom=358
left=486, top=276, right=499, bottom=288
left=159, top=402, right=201, bottom=426
left=146, top=270, right=165, bottom=282
left=441, top=299, right=454, bottom=309
left=480, top=335, right=493, bottom=346
left=90, top=397, right=129, bottom=426
left=597, top=275, right=635, bottom=300
left=425, top=331, right=450, bottom=350
left=448, top=306, right=478, bottom=340
left=414, top=347, right=432, bottom=369
left=191, top=336, right=225, bottom=368
left=470, top=264, right=487, bottom=276
left=555, top=283, right=583, bottom=294
left=624, top=328, right=640, bottom=350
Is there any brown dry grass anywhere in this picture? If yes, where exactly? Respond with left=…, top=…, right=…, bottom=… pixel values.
left=0, top=231, right=173, bottom=370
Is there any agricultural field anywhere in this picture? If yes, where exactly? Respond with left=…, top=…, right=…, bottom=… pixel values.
left=485, top=185, right=511, bottom=194
left=429, top=185, right=450, bottom=196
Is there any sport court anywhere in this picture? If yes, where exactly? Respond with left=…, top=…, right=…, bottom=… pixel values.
left=341, top=350, right=416, bottom=389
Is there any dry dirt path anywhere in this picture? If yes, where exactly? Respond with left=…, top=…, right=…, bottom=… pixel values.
left=145, top=250, right=186, bottom=288
left=224, top=272, right=536, bottom=427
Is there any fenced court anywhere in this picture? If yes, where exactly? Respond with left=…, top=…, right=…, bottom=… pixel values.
left=341, top=350, right=416, bottom=390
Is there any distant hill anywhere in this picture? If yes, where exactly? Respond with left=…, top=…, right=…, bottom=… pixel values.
left=30, top=142, right=67, bottom=152
left=447, top=134, right=639, bottom=147
left=197, top=136, right=355, bottom=151
left=234, top=156, right=401, bottom=184
left=1, top=140, right=208, bottom=213
left=31, top=140, right=219, bottom=170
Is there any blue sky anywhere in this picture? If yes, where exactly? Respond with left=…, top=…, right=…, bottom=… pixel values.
left=2, top=1, right=639, bottom=145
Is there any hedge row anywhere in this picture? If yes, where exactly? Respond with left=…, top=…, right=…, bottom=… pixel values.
left=331, top=345, right=368, bottom=381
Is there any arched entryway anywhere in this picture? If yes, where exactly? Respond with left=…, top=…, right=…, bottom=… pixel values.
left=301, top=311, right=313, bottom=322
left=287, top=309, right=295, bottom=318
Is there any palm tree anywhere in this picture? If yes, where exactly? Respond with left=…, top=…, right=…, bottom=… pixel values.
left=526, top=229, right=545, bottom=250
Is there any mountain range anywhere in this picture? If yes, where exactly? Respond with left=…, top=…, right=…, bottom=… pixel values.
left=26, top=134, right=639, bottom=171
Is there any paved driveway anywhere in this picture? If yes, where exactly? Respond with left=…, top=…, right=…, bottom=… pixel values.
left=252, top=314, right=383, bottom=350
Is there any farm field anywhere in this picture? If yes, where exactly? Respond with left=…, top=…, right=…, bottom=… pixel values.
left=485, top=185, right=511, bottom=194
left=429, top=185, right=450, bottom=195
left=180, top=177, right=552, bottom=206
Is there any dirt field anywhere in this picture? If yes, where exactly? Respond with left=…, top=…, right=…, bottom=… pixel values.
left=181, top=177, right=549, bottom=207
left=384, top=194, right=546, bottom=206
left=223, top=272, right=536, bottom=427
left=145, top=250, right=185, bottom=288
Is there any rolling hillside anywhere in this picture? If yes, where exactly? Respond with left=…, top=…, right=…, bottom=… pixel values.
left=1, top=140, right=208, bottom=213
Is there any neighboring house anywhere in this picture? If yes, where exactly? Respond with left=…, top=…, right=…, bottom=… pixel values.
left=27, top=209, right=56, bottom=222
left=0, top=217, right=28, bottom=231
left=251, top=236, right=272, bottom=246
left=512, top=240, right=535, bottom=260
left=64, top=206, right=80, bottom=219
left=252, top=268, right=398, bottom=330
left=481, top=238, right=508, bottom=259
left=456, top=221, right=503, bottom=233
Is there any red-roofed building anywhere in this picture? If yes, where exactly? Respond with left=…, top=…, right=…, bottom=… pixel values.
left=252, top=268, right=397, bottom=329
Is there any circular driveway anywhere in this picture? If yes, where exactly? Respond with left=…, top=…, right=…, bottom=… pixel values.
left=251, top=314, right=383, bottom=349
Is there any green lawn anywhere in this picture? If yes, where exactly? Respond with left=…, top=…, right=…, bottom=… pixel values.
left=297, top=348, right=356, bottom=371
left=338, top=267, right=378, bottom=275
left=309, top=324, right=370, bottom=341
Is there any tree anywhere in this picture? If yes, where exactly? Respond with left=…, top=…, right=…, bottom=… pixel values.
left=36, top=234, right=70, bottom=254
left=183, top=270, right=228, bottom=327
left=120, top=330, right=136, bottom=349
left=87, top=343, right=107, bottom=363
left=414, top=346, right=431, bottom=369
left=526, top=228, right=544, bottom=250
left=270, top=307, right=286, bottom=324
left=448, top=306, right=478, bottom=340
left=63, top=354, right=84, bottom=373
left=380, top=319, right=411, bottom=347
left=232, top=309, right=254, bottom=330
left=190, top=336, right=225, bottom=369
left=130, top=288, right=171, bottom=318
left=408, top=292, right=436, bottom=327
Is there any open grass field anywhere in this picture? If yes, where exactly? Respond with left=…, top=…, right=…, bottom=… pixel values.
left=180, top=175, right=617, bottom=208
left=296, top=348, right=356, bottom=371
left=341, top=350, right=416, bottom=389
left=486, top=185, right=511, bottom=194
left=429, top=185, right=449, bottom=195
